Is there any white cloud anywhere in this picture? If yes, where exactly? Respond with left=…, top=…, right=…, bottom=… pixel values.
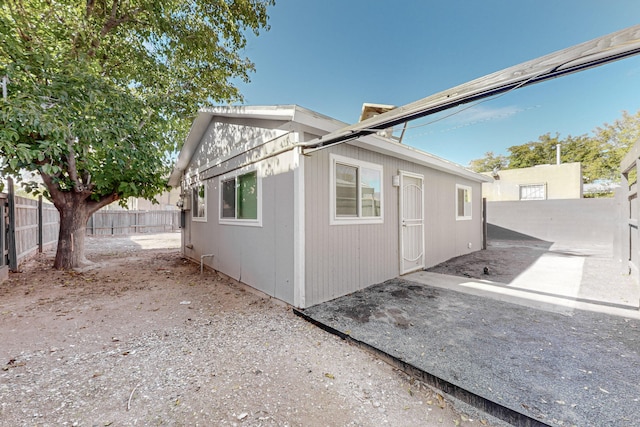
left=443, top=104, right=530, bottom=128
left=403, top=103, right=539, bottom=141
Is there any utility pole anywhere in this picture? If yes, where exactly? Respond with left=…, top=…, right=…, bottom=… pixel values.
left=556, top=143, right=561, bottom=165
left=2, top=76, right=7, bottom=100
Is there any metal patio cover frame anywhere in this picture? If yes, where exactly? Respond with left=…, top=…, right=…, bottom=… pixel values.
left=306, top=25, right=640, bottom=150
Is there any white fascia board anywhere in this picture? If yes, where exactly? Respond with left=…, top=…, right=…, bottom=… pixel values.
left=352, top=135, right=493, bottom=183
left=199, top=104, right=299, bottom=121
left=291, top=105, right=348, bottom=134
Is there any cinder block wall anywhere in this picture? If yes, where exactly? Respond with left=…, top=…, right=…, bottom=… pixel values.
left=486, top=198, right=618, bottom=246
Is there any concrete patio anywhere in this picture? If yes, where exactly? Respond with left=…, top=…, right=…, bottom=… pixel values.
left=298, top=239, right=640, bottom=426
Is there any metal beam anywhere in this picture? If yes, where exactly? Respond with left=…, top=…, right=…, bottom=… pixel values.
left=309, top=25, right=640, bottom=149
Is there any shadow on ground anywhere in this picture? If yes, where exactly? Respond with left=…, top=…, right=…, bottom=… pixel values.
left=301, top=278, right=640, bottom=427
left=426, top=225, right=638, bottom=309
left=301, top=228, right=640, bottom=426
left=428, top=224, right=553, bottom=284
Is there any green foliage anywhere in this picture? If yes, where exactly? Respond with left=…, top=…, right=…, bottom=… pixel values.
left=0, top=0, right=273, bottom=208
left=468, top=151, right=507, bottom=174
left=468, top=110, right=640, bottom=184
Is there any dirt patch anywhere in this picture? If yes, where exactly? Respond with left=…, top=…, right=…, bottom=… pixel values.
left=0, top=233, right=487, bottom=426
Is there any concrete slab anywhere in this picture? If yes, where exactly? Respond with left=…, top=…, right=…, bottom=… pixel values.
left=427, top=240, right=639, bottom=310
left=300, top=279, right=640, bottom=427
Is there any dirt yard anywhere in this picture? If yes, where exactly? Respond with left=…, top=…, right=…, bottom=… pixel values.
left=0, top=233, right=491, bottom=426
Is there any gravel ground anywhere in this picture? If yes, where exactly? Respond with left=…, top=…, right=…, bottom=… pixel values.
left=0, top=233, right=489, bottom=426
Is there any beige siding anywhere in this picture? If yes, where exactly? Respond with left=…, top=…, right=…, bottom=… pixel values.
left=482, top=162, right=583, bottom=201
left=304, top=144, right=483, bottom=307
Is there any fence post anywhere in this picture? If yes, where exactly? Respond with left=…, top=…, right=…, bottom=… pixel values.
left=482, top=197, right=488, bottom=250
left=87, top=213, right=94, bottom=236
left=7, top=177, right=17, bottom=271
left=38, top=195, right=43, bottom=252
left=0, top=195, right=5, bottom=268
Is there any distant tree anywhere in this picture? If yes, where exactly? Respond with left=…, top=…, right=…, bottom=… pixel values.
left=0, top=0, right=274, bottom=269
left=468, top=110, right=640, bottom=184
left=468, top=151, right=508, bottom=173
left=507, top=133, right=560, bottom=169
left=591, top=110, right=640, bottom=181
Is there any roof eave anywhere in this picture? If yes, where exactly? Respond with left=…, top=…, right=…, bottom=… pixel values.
left=353, top=135, right=493, bottom=183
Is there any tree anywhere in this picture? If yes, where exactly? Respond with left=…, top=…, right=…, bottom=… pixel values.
left=507, top=133, right=560, bottom=169
left=591, top=110, right=640, bottom=181
left=0, top=0, right=273, bottom=269
left=468, top=109, right=640, bottom=184
left=468, top=151, right=507, bottom=173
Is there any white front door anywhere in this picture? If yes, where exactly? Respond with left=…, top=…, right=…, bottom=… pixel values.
left=400, top=172, right=424, bottom=274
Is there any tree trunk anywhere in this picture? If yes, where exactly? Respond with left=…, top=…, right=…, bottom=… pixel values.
left=53, top=199, right=91, bottom=270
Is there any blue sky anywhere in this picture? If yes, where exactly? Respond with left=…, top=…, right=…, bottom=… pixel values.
left=233, top=0, right=640, bottom=167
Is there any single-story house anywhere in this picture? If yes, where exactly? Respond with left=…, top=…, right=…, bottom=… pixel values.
left=168, top=105, right=491, bottom=308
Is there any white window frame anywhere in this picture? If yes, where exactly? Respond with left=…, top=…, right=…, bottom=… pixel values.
left=455, top=184, right=472, bottom=221
left=219, top=166, right=262, bottom=227
left=519, top=183, right=547, bottom=200
left=192, top=182, right=207, bottom=222
left=330, top=154, right=383, bottom=225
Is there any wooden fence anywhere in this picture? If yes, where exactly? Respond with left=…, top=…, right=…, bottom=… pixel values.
left=0, top=193, right=7, bottom=280
left=1, top=179, right=60, bottom=271
left=14, top=194, right=60, bottom=267
left=1, top=178, right=180, bottom=272
left=87, top=210, right=180, bottom=235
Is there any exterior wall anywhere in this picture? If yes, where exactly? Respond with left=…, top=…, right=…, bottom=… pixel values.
left=303, top=143, right=483, bottom=307
left=482, top=162, right=582, bottom=201
left=189, top=118, right=287, bottom=172
left=487, top=198, right=617, bottom=246
left=182, top=138, right=297, bottom=305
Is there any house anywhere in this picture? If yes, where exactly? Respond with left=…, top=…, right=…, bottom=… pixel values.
left=482, top=162, right=583, bottom=201
left=168, top=105, right=491, bottom=308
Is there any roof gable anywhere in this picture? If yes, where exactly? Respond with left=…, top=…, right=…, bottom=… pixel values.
left=169, top=105, right=489, bottom=187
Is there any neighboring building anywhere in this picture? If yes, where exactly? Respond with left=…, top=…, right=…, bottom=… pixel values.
left=482, top=162, right=583, bottom=201
left=168, top=105, right=491, bottom=308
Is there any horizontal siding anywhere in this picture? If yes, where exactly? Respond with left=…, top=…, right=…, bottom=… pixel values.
left=304, top=144, right=484, bottom=307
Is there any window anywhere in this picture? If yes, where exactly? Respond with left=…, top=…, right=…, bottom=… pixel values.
left=456, top=184, right=472, bottom=220
left=330, top=154, right=383, bottom=224
left=220, top=169, right=261, bottom=225
left=519, top=183, right=546, bottom=200
left=192, top=183, right=206, bottom=221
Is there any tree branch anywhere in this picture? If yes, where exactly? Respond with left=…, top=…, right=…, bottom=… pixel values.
left=86, top=0, right=95, bottom=18
left=87, top=1, right=144, bottom=57
left=87, top=193, right=119, bottom=215
left=81, top=170, right=92, bottom=189
left=65, top=139, right=84, bottom=192
left=39, top=170, right=66, bottom=208
left=7, top=0, right=33, bottom=44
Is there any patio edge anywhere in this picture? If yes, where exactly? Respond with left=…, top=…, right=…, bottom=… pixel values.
left=293, top=308, right=551, bottom=427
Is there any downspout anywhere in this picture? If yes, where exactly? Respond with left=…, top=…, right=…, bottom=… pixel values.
left=293, top=146, right=306, bottom=308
